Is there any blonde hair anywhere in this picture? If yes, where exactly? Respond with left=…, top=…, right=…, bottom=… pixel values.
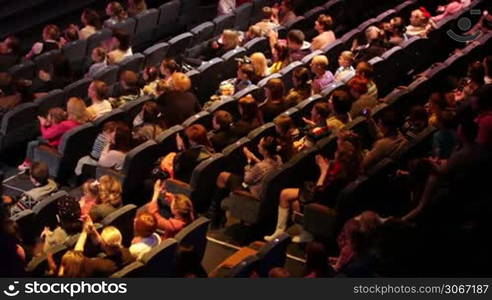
left=172, top=194, right=195, bottom=225
left=98, top=175, right=122, bottom=208
left=101, top=226, right=123, bottom=248
left=312, top=55, right=329, bottom=68
left=250, top=52, right=268, bottom=77
left=222, top=29, right=240, bottom=49
left=340, top=51, right=354, bottom=63
left=170, top=72, right=191, bottom=92
left=60, top=251, right=85, bottom=277
left=66, top=97, right=89, bottom=123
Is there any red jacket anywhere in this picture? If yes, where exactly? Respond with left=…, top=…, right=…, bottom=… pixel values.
left=40, top=120, right=80, bottom=148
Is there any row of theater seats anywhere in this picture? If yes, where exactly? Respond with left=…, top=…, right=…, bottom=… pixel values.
left=301, top=32, right=492, bottom=243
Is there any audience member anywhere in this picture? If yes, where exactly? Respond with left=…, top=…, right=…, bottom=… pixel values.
left=80, top=9, right=102, bottom=39
left=310, top=55, right=334, bottom=94
left=210, top=110, right=238, bottom=152
left=231, top=94, right=263, bottom=137
left=104, top=2, right=128, bottom=28
left=133, top=101, right=165, bottom=143
left=334, top=51, right=356, bottom=83
left=311, top=14, right=336, bottom=51
left=107, top=29, right=133, bottom=64
left=90, top=175, right=123, bottom=222
left=261, top=78, right=290, bottom=122
left=98, top=122, right=132, bottom=171
left=25, top=25, right=61, bottom=60
left=129, top=212, right=161, bottom=260
left=87, top=80, right=113, bottom=119
left=127, top=0, right=147, bottom=17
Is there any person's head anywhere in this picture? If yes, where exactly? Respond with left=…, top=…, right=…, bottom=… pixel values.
left=305, top=241, right=331, bottom=277
left=112, top=29, right=131, bottom=51
left=311, top=102, right=331, bottom=124
left=389, top=17, right=405, bottom=35
left=59, top=250, right=85, bottom=277
left=315, top=14, right=334, bottom=33
left=265, top=78, right=285, bottom=101
left=170, top=72, right=191, bottom=92
left=468, top=61, right=485, bottom=85
left=110, top=123, right=132, bottom=152
left=330, top=89, right=352, bottom=116
left=42, top=25, right=61, bottom=42
left=246, top=25, right=262, bottom=41
left=471, top=84, right=492, bottom=112
left=280, top=0, right=293, bottom=14
left=29, top=161, right=49, bottom=186
left=237, top=63, right=255, bottom=81
left=82, top=179, right=99, bottom=200
left=106, top=1, right=127, bottom=21
left=269, top=267, right=291, bottom=278
left=88, top=80, right=109, bottom=101
left=365, top=26, right=382, bottom=43
left=81, top=8, right=102, bottom=30
left=218, top=81, right=235, bottom=96
left=91, top=47, right=107, bottom=63
left=140, top=101, right=160, bottom=124
left=274, top=114, right=296, bottom=137
left=66, top=97, right=89, bottom=123
left=221, top=29, right=240, bottom=50
left=336, top=138, right=362, bottom=179
left=98, top=175, right=122, bottom=208
left=0, top=72, right=14, bottom=96
left=287, top=30, right=305, bottom=51
left=410, top=8, right=430, bottom=27
left=356, top=61, right=374, bottom=80
left=238, top=94, right=260, bottom=122
left=377, top=109, right=400, bottom=136
left=272, top=43, right=289, bottom=63
left=258, top=135, right=279, bottom=158
left=64, top=25, right=79, bottom=43
left=100, top=226, right=123, bottom=251
left=428, top=92, right=448, bottom=114
left=437, top=110, right=455, bottom=130
left=143, top=66, right=159, bottom=83
left=133, top=212, right=156, bottom=238
left=160, top=58, right=180, bottom=78
left=338, top=51, right=355, bottom=68
left=292, top=67, right=311, bottom=88
left=127, top=0, right=146, bottom=10
left=170, top=194, right=195, bottom=224
left=250, top=52, right=268, bottom=77
left=408, top=106, right=428, bottom=129
left=119, top=70, right=139, bottom=90
left=347, top=75, right=369, bottom=99
left=285, top=90, right=302, bottom=105
left=47, top=107, right=67, bottom=124
left=213, top=110, right=234, bottom=131
left=310, top=55, right=329, bottom=76
left=102, top=121, right=118, bottom=137
left=1, top=35, right=19, bottom=55
left=185, top=124, right=211, bottom=148
left=262, top=6, right=273, bottom=20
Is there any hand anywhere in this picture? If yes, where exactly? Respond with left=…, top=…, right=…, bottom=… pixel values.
left=37, top=116, right=47, bottom=126
left=40, top=226, right=51, bottom=239
left=315, top=154, right=330, bottom=173
left=302, top=117, right=316, bottom=126
left=83, top=216, right=94, bottom=233
left=242, top=146, right=255, bottom=161
left=152, top=179, right=166, bottom=200
left=211, top=41, right=219, bottom=49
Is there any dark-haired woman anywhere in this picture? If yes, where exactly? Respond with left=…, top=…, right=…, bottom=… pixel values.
left=98, top=123, right=132, bottom=171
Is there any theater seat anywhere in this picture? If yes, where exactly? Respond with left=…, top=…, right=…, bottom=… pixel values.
left=99, top=204, right=138, bottom=247
left=224, top=255, right=260, bottom=278
left=63, top=78, right=92, bottom=101
left=110, top=261, right=145, bottom=278
left=156, top=0, right=181, bottom=39
left=27, top=244, right=67, bottom=277
left=10, top=210, right=37, bottom=246
left=34, top=123, right=98, bottom=181
left=34, top=89, right=65, bottom=116
left=133, top=8, right=159, bottom=48
left=196, top=57, right=225, bottom=101
left=234, top=3, right=253, bottom=31
left=32, top=191, right=70, bottom=231
left=255, top=232, right=290, bottom=277
left=221, top=47, right=246, bottom=80
left=280, top=61, right=304, bottom=92
left=33, top=49, right=61, bottom=71
left=182, top=111, right=213, bottom=129
left=174, top=217, right=211, bottom=261
left=119, top=95, right=154, bottom=124
left=0, top=102, right=39, bottom=152
left=92, top=65, right=119, bottom=85
left=212, top=13, right=235, bottom=37
left=190, top=22, right=216, bottom=46
left=206, top=96, right=238, bottom=118
left=139, top=238, right=178, bottom=277
left=244, top=37, right=270, bottom=56
left=143, top=42, right=169, bottom=68
left=303, top=203, right=338, bottom=242
left=62, top=39, right=87, bottom=73
left=167, top=32, right=194, bottom=59
left=117, top=53, right=145, bottom=73
left=8, top=61, right=35, bottom=79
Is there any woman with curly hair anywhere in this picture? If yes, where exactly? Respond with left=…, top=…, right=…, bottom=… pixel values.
left=89, top=175, right=123, bottom=222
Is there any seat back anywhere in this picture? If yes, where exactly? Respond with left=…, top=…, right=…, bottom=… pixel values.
left=85, top=28, right=112, bottom=67
left=143, top=42, right=169, bottom=67
left=110, top=261, right=144, bottom=278
left=0, top=103, right=38, bottom=151
left=256, top=232, right=290, bottom=277
left=140, top=238, right=178, bottom=277
left=212, top=13, right=235, bottom=37
left=118, top=53, right=145, bottom=73
left=134, top=8, right=159, bottom=47
left=100, top=204, right=137, bottom=247
left=221, top=47, right=246, bottom=79
left=189, top=154, right=226, bottom=213
left=156, top=0, right=181, bottom=38
left=182, top=111, right=213, bottom=129
left=26, top=244, right=67, bottom=277
left=33, top=49, right=61, bottom=71
left=174, top=217, right=211, bottom=261
left=167, top=32, right=194, bottom=59
left=280, top=61, right=305, bottom=92
left=92, top=65, right=119, bottom=85
left=110, top=18, right=137, bottom=39
left=234, top=3, right=253, bottom=31
left=190, top=22, right=215, bottom=46
left=62, top=39, right=87, bottom=72
left=120, top=95, right=154, bottom=124
left=34, top=89, right=65, bottom=116
left=32, top=190, right=69, bottom=230
left=244, top=37, right=270, bottom=56
left=8, top=61, right=35, bottom=79
left=10, top=210, right=38, bottom=245
left=225, top=255, right=260, bottom=278
left=63, top=78, right=92, bottom=100
left=196, top=57, right=225, bottom=101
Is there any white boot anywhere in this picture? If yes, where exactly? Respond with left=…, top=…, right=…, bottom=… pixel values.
left=264, top=207, right=289, bottom=241
left=292, top=228, right=314, bottom=243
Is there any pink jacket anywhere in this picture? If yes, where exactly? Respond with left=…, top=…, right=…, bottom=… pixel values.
left=432, top=2, right=463, bottom=22
left=40, top=120, right=80, bottom=147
